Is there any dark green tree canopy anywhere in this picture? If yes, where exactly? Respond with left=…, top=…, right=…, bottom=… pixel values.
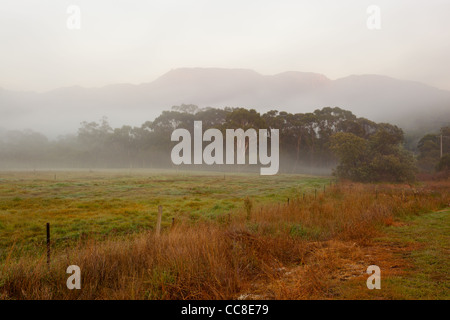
left=330, top=126, right=416, bottom=183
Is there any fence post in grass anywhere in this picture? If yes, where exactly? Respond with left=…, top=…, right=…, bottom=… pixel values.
left=156, top=205, right=162, bottom=236
left=287, top=198, right=290, bottom=205
left=171, top=217, right=175, bottom=229
left=46, top=223, right=51, bottom=266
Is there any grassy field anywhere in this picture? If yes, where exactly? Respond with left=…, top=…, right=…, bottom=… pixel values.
left=375, top=209, right=449, bottom=299
left=337, top=209, right=450, bottom=299
left=0, top=170, right=330, bottom=257
left=0, top=170, right=448, bottom=300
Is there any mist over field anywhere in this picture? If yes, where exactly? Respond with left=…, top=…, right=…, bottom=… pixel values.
left=0, top=68, right=449, bottom=174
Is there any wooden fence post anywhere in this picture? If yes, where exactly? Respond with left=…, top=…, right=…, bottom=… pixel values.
left=156, top=205, right=162, bottom=236
left=46, top=223, right=51, bottom=266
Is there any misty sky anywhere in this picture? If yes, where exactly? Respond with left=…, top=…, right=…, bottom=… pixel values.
left=1, top=0, right=450, bottom=92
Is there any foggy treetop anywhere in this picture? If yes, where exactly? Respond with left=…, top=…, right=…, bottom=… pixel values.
left=0, top=105, right=411, bottom=173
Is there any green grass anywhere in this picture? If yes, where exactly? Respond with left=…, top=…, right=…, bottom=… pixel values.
left=0, top=169, right=331, bottom=257
left=376, top=209, right=450, bottom=299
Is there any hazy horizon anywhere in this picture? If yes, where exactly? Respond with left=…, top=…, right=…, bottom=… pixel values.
left=1, top=67, right=449, bottom=94
left=1, top=0, right=450, bottom=92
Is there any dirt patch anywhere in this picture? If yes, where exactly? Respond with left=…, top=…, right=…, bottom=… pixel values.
left=234, top=236, right=418, bottom=299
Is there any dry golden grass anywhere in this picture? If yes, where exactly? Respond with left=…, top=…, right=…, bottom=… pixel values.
left=0, top=181, right=448, bottom=300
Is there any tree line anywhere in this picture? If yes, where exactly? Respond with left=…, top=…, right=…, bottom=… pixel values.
left=416, top=126, right=450, bottom=174
left=0, top=105, right=429, bottom=181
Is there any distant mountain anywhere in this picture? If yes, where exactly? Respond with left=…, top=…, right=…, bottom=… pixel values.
left=0, top=68, right=449, bottom=137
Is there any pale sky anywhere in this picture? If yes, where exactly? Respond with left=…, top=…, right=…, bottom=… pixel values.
left=1, top=0, right=450, bottom=92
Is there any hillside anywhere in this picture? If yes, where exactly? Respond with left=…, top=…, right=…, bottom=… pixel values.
left=0, top=68, right=449, bottom=136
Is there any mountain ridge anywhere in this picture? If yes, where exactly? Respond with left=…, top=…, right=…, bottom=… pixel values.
left=0, top=68, right=449, bottom=136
